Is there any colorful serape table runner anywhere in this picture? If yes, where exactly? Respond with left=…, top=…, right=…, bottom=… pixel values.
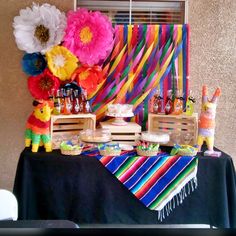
left=82, top=148, right=198, bottom=221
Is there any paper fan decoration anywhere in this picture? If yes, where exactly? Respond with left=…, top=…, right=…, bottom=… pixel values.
left=46, top=45, right=78, bottom=82
left=71, top=65, right=103, bottom=94
left=13, top=3, right=66, bottom=54
left=63, top=8, right=114, bottom=66
left=28, top=68, right=60, bottom=100
left=21, top=53, right=47, bottom=76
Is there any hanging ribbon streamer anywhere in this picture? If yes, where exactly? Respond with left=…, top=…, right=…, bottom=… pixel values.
left=177, top=25, right=183, bottom=97
left=90, top=24, right=190, bottom=129
left=183, top=24, right=187, bottom=107
left=186, top=24, right=190, bottom=99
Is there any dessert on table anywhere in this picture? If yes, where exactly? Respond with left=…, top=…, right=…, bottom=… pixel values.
left=60, top=140, right=84, bottom=155
left=106, top=104, right=134, bottom=126
left=98, top=143, right=121, bottom=156
left=141, top=131, right=170, bottom=144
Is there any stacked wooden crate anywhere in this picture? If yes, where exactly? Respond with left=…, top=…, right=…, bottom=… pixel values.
left=148, top=113, right=198, bottom=146
left=100, top=121, right=141, bottom=145
left=50, top=114, right=96, bottom=149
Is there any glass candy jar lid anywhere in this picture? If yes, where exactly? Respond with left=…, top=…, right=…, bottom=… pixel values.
left=141, top=131, right=170, bottom=144
left=79, top=128, right=111, bottom=143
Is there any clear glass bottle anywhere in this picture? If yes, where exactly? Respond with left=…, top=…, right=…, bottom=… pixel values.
left=85, top=100, right=92, bottom=113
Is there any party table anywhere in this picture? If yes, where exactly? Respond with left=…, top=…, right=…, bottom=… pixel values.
left=13, top=147, right=236, bottom=228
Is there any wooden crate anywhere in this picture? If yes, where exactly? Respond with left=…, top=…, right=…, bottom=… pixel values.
left=50, top=114, right=96, bottom=149
left=148, top=113, right=198, bottom=146
left=100, top=121, right=141, bottom=145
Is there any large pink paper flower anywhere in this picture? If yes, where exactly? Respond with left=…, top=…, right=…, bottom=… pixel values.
left=63, top=8, right=114, bottom=66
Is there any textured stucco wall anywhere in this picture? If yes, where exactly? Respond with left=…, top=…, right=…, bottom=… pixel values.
left=0, top=0, right=235, bottom=191
left=0, top=0, right=74, bottom=190
left=188, top=0, right=236, bottom=159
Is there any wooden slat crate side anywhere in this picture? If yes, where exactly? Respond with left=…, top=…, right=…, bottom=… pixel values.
left=148, top=113, right=198, bottom=120
left=50, top=115, right=96, bottom=149
left=51, top=118, right=95, bottom=132
left=83, top=118, right=96, bottom=130
left=100, top=122, right=141, bottom=133
left=155, top=122, right=195, bottom=129
left=53, top=118, right=86, bottom=124
left=148, top=113, right=198, bottom=146
left=111, top=134, right=140, bottom=140
left=100, top=121, right=141, bottom=146
left=53, top=124, right=86, bottom=131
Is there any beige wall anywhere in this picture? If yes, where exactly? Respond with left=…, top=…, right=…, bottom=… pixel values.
left=0, top=0, right=74, bottom=190
left=188, top=0, right=236, bottom=157
left=0, top=0, right=235, bottom=191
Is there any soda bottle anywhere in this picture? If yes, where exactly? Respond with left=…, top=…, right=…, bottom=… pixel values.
left=63, top=89, right=72, bottom=115
left=165, top=90, right=173, bottom=115
left=172, top=90, right=184, bottom=115
left=153, top=90, right=163, bottom=114
left=53, top=90, right=61, bottom=115
left=72, top=90, right=80, bottom=114
left=79, top=89, right=87, bottom=113
left=185, top=90, right=195, bottom=116
left=60, top=88, right=65, bottom=114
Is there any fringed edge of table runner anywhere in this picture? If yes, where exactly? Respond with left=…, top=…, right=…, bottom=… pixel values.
left=156, top=176, right=198, bottom=222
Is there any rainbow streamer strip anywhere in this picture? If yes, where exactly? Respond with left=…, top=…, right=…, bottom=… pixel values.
left=91, top=24, right=190, bottom=129
left=83, top=148, right=198, bottom=221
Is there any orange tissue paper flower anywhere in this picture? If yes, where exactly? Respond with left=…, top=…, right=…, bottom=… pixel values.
left=71, top=65, right=104, bottom=94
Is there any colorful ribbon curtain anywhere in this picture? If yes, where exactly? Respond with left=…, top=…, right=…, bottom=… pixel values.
left=90, top=24, right=190, bottom=129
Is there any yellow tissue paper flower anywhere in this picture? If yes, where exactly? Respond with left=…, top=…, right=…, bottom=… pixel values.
left=46, top=45, right=78, bottom=81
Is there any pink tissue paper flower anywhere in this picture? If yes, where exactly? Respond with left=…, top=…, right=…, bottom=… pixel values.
left=63, top=8, right=114, bottom=66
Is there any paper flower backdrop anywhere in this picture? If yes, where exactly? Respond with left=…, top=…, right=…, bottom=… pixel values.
left=71, top=65, right=103, bottom=94
left=63, top=8, right=114, bottom=66
left=46, top=46, right=78, bottom=82
left=22, top=53, right=47, bottom=76
left=13, top=3, right=66, bottom=54
left=28, top=68, right=60, bottom=100
left=13, top=4, right=115, bottom=101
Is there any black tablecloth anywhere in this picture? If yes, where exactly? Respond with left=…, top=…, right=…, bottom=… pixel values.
left=13, top=147, right=236, bottom=228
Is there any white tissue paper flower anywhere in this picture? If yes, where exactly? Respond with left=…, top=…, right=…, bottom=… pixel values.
left=13, top=3, right=66, bottom=54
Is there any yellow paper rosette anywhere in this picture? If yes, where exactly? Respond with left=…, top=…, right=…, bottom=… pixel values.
left=46, top=45, right=78, bottom=81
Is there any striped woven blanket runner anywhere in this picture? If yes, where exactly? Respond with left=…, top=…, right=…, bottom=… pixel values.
left=83, top=149, right=198, bottom=221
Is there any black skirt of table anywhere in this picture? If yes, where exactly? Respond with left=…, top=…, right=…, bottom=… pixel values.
left=13, top=146, right=236, bottom=228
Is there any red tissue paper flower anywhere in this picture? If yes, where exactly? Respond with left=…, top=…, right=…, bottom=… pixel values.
left=28, top=68, right=60, bottom=100
left=71, top=65, right=104, bottom=94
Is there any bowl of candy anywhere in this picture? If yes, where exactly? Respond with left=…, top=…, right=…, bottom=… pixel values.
left=60, top=140, right=84, bottom=156
left=136, top=141, right=160, bottom=157
left=98, top=143, right=121, bottom=156
left=170, top=144, right=198, bottom=156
